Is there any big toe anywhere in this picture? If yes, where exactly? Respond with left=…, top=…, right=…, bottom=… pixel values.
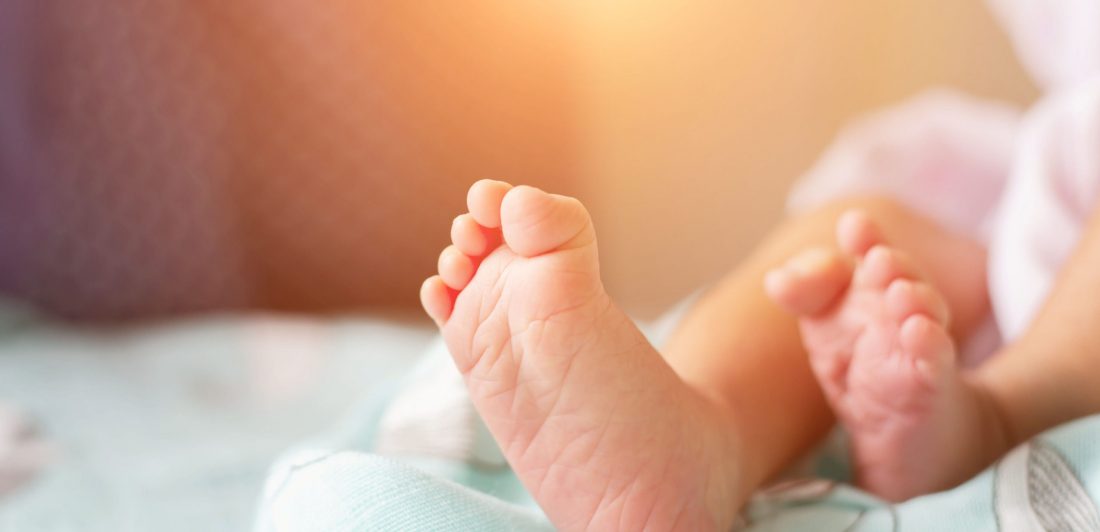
left=500, top=186, right=596, bottom=257
left=765, top=247, right=852, bottom=316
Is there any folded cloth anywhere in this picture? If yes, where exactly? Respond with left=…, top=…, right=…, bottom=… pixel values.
left=253, top=340, right=546, bottom=532
left=257, top=452, right=551, bottom=532
left=255, top=334, right=1100, bottom=531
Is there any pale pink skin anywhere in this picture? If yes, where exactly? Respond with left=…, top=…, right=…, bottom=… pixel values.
left=418, top=178, right=1100, bottom=526
left=764, top=211, right=1008, bottom=500
left=420, top=181, right=1017, bottom=529
left=421, top=181, right=743, bottom=531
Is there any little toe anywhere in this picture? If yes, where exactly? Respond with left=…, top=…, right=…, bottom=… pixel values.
left=420, top=276, right=455, bottom=326
left=837, top=210, right=886, bottom=258
left=451, top=214, right=498, bottom=257
left=500, top=185, right=595, bottom=257
left=853, top=245, right=920, bottom=290
left=899, top=314, right=955, bottom=383
left=765, top=247, right=852, bottom=316
left=886, top=279, right=950, bottom=325
left=467, top=180, right=513, bottom=228
left=437, top=245, right=476, bottom=290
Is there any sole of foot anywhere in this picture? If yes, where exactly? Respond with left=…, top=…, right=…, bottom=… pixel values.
left=421, top=180, right=744, bottom=530
left=765, top=210, right=1008, bottom=501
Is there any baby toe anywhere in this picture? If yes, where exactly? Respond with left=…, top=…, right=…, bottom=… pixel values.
left=765, top=247, right=852, bottom=316
left=420, top=276, right=455, bottom=326
left=467, top=180, right=513, bottom=229
left=899, top=314, right=955, bottom=384
left=500, top=186, right=595, bottom=257
left=854, top=245, right=920, bottom=290
left=836, top=210, right=886, bottom=258
left=437, top=245, right=476, bottom=290
left=451, top=213, right=497, bottom=257
left=886, top=279, right=950, bottom=325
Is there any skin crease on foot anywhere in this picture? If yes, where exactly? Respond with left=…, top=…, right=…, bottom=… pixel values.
left=764, top=210, right=1010, bottom=501
left=421, top=180, right=746, bottom=531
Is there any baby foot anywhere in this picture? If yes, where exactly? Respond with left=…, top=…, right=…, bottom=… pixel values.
left=765, top=211, right=1008, bottom=501
left=421, top=181, right=744, bottom=531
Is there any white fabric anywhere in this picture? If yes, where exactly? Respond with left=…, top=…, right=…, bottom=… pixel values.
left=786, top=89, right=1021, bottom=244
left=989, top=79, right=1100, bottom=339
left=986, top=0, right=1100, bottom=90
left=791, top=0, right=1100, bottom=343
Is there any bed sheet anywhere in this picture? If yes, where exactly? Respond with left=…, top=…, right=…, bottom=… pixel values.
left=0, top=298, right=433, bottom=531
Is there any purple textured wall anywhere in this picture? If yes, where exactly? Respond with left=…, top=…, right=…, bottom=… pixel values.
left=0, top=1, right=584, bottom=320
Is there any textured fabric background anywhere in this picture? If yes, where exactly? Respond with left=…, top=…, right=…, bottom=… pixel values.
left=0, top=1, right=582, bottom=320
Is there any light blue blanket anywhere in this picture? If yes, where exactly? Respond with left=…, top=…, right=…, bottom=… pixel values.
left=3, top=299, right=1099, bottom=531
left=0, top=299, right=433, bottom=531
left=256, top=330, right=1100, bottom=532
left=253, top=342, right=1100, bottom=529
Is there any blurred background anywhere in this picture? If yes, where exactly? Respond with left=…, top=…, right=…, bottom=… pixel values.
left=0, top=2, right=1047, bottom=528
left=0, top=0, right=1036, bottom=321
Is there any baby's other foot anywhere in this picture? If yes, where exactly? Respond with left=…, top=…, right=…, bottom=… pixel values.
left=765, top=211, right=1008, bottom=501
left=421, top=181, right=745, bottom=530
